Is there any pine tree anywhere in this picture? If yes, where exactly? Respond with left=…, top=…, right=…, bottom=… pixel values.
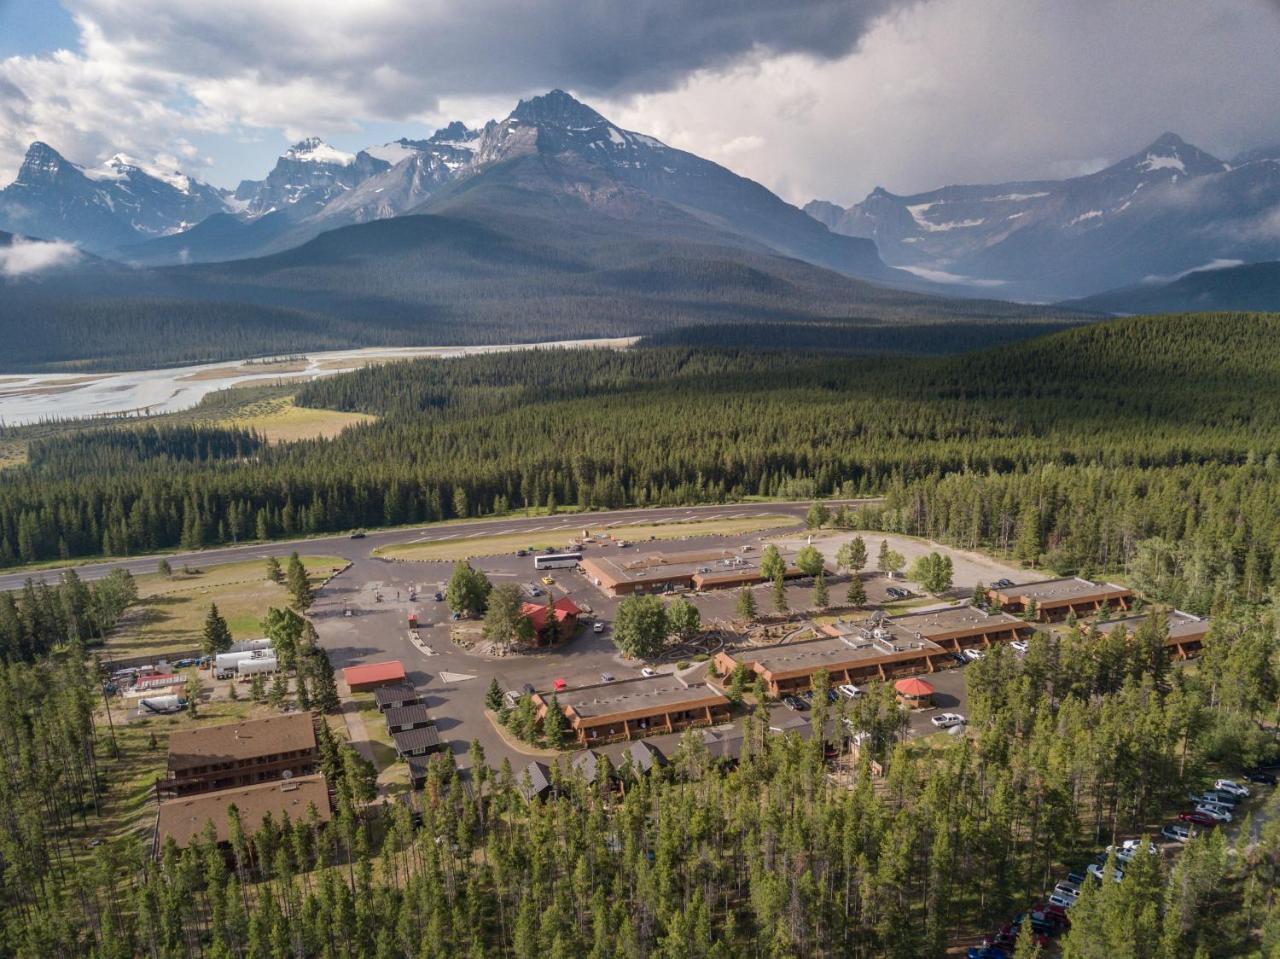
left=735, top=586, right=758, bottom=622
left=812, top=571, right=829, bottom=608
left=157, top=558, right=172, bottom=579
left=286, top=553, right=313, bottom=610
left=265, top=556, right=282, bottom=583
left=543, top=695, right=567, bottom=749
left=846, top=574, right=867, bottom=606
left=772, top=573, right=789, bottom=613
left=202, top=603, right=233, bottom=655
left=485, top=677, right=505, bottom=712
left=309, top=648, right=340, bottom=712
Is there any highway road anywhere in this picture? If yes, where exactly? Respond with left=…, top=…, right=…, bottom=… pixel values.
left=0, top=499, right=880, bottom=592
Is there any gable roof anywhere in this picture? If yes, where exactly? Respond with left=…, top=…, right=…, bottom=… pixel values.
left=384, top=703, right=432, bottom=729
left=518, top=761, right=553, bottom=799
left=627, top=740, right=668, bottom=772
left=374, top=683, right=421, bottom=708
left=571, top=749, right=605, bottom=784
left=391, top=725, right=441, bottom=755
left=343, top=661, right=406, bottom=687
left=519, top=596, right=581, bottom=632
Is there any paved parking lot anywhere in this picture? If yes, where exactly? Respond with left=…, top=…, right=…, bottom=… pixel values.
left=310, top=526, right=981, bottom=779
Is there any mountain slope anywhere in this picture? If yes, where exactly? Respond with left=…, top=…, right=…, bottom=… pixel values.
left=1065, top=260, right=1280, bottom=314
left=122, top=91, right=918, bottom=288
left=0, top=187, right=1086, bottom=371
left=810, top=133, right=1280, bottom=300
left=0, top=143, right=229, bottom=252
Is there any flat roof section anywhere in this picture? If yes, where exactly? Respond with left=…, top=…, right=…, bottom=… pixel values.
left=550, top=674, right=729, bottom=721
left=740, top=631, right=945, bottom=679
left=156, top=774, right=330, bottom=848
left=823, top=606, right=1029, bottom=645
left=167, top=713, right=317, bottom=773
left=581, top=544, right=810, bottom=590
left=994, top=577, right=1131, bottom=604
left=1093, top=609, right=1209, bottom=640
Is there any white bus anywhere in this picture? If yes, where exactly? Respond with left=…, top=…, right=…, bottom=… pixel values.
left=534, top=552, right=582, bottom=570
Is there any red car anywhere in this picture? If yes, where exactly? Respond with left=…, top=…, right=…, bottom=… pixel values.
left=1036, top=904, right=1071, bottom=928
left=1178, top=810, right=1218, bottom=827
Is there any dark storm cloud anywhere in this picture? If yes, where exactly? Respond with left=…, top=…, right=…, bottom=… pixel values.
left=69, top=0, right=911, bottom=104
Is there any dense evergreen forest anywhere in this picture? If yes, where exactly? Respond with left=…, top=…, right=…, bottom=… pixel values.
left=3, top=312, right=1279, bottom=615
left=1, top=605, right=1277, bottom=957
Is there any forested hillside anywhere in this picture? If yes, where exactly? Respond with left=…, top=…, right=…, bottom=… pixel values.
left=2, top=312, right=1279, bottom=612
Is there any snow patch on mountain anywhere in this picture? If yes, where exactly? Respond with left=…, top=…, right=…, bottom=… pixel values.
left=1140, top=153, right=1186, bottom=174
left=285, top=138, right=356, bottom=166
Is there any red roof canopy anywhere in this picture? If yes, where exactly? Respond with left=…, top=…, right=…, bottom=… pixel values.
left=344, top=661, right=406, bottom=687
left=520, top=597, right=581, bottom=631
left=894, top=677, right=936, bottom=697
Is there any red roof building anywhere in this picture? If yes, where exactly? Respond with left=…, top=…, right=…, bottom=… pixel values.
left=344, top=660, right=407, bottom=692
left=519, top=597, right=581, bottom=646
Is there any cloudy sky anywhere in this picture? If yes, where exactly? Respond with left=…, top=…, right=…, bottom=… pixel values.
left=2, top=0, right=1279, bottom=205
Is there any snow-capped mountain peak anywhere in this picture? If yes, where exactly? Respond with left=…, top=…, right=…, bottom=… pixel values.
left=284, top=137, right=357, bottom=166
left=92, top=154, right=194, bottom=194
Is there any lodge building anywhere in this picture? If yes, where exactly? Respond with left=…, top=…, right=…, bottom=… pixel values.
left=714, top=606, right=1033, bottom=697
left=533, top=673, right=732, bottom=745
left=988, top=577, right=1133, bottom=621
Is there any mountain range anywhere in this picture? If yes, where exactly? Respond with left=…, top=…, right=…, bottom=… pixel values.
left=1, top=91, right=1095, bottom=372
left=806, top=133, right=1280, bottom=301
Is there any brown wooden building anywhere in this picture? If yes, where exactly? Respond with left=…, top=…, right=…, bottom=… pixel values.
left=580, top=545, right=815, bottom=597
left=988, top=577, right=1133, bottom=621
left=159, top=713, right=320, bottom=799
left=715, top=606, right=1032, bottom=697
left=533, top=674, right=731, bottom=745
left=155, top=774, right=331, bottom=850
left=1091, top=609, right=1210, bottom=659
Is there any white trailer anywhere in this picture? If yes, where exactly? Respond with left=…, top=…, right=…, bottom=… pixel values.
left=214, top=650, right=258, bottom=679
left=229, top=638, right=272, bottom=654
left=236, top=655, right=278, bottom=677
left=139, top=695, right=188, bottom=715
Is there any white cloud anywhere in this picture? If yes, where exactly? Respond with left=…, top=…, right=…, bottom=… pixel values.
left=0, top=237, right=82, bottom=277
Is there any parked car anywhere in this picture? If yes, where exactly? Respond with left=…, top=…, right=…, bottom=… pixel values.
left=783, top=695, right=809, bottom=711
left=1087, top=863, right=1124, bottom=882
left=1047, top=893, right=1075, bottom=910
left=962, top=648, right=985, bottom=663
left=838, top=683, right=862, bottom=699
left=1214, top=779, right=1250, bottom=798
left=1200, top=790, right=1240, bottom=807
left=541, top=575, right=556, bottom=586
left=1010, top=640, right=1029, bottom=653
left=1065, top=872, right=1088, bottom=889
left=1244, top=770, right=1278, bottom=785
left=1195, top=804, right=1233, bottom=823
left=593, top=621, right=606, bottom=634
left=1054, top=881, right=1081, bottom=900
left=516, top=549, right=527, bottom=557
left=349, top=530, right=366, bottom=539
left=886, top=587, right=907, bottom=599
left=1178, top=810, right=1218, bottom=827
left=600, top=672, right=614, bottom=682
left=1161, top=824, right=1193, bottom=843
left=931, top=712, right=966, bottom=729
left=433, top=592, right=444, bottom=602
left=641, top=667, right=659, bottom=678
left=993, top=578, right=1014, bottom=588
left=950, top=652, right=968, bottom=666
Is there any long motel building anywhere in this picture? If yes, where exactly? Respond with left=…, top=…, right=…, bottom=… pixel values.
left=1090, top=608, right=1211, bottom=659
left=715, top=606, right=1034, bottom=698
left=533, top=673, right=732, bottom=745
left=988, top=577, right=1133, bottom=621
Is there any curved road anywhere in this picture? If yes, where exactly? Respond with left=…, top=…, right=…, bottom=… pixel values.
left=0, top=499, right=880, bottom=592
